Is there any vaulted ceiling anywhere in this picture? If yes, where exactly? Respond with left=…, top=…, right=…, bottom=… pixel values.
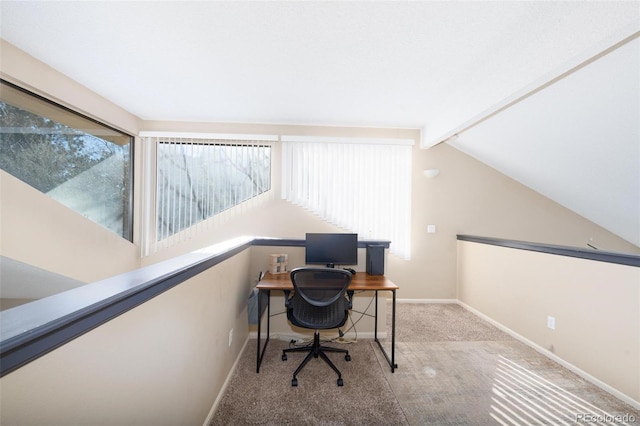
left=1, top=1, right=638, bottom=247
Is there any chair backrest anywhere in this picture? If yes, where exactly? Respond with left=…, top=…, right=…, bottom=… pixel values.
left=290, top=267, right=352, bottom=307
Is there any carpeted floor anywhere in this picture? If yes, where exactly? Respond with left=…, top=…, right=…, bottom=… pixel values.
left=211, top=302, right=640, bottom=425
left=212, top=338, right=407, bottom=425
left=386, top=302, right=513, bottom=343
left=379, top=303, right=639, bottom=425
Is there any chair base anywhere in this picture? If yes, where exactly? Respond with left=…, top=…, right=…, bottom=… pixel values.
left=282, top=331, right=351, bottom=386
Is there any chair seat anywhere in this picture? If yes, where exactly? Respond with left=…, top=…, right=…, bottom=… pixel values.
left=288, top=293, right=349, bottom=330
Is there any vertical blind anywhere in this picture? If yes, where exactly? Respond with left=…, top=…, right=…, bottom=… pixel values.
left=281, top=136, right=413, bottom=259
left=141, top=135, right=274, bottom=253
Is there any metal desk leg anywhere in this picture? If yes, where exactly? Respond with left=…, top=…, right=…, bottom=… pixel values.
left=391, top=290, right=397, bottom=371
left=373, top=289, right=398, bottom=372
left=256, top=289, right=270, bottom=373
left=374, top=290, right=378, bottom=338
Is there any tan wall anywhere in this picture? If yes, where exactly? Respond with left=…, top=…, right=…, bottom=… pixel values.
left=0, top=40, right=144, bottom=282
left=0, top=39, right=141, bottom=136
left=1, top=35, right=638, bottom=422
left=0, top=171, right=140, bottom=282
left=0, top=248, right=253, bottom=426
left=140, top=123, right=417, bottom=267
left=457, top=240, right=640, bottom=404
left=143, top=130, right=638, bottom=301
left=248, top=245, right=386, bottom=338
left=395, top=142, right=640, bottom=299
left=4, top=39, right=636, bottom=302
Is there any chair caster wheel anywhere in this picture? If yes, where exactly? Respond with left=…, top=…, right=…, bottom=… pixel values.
left=345, top=354, right=351, bottom=361
left=292, top=378, right=298, bottom=387
left=282, top=354, right=287, bottom=361
left=337, top=378, right=344, bottom=386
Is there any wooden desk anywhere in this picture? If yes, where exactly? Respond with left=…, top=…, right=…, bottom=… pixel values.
left=255, top=271, right=399, bottom=373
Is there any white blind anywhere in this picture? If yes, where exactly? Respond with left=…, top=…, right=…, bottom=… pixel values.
left=281, top=137, right=413, bottom=259
left=141, top=135, right=273, bottom=254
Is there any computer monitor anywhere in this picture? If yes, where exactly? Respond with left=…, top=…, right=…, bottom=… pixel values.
left=305, top=233, right=358, bottom=268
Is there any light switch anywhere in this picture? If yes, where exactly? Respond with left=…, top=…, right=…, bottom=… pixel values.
left=427, top=225, right=436, bottom=233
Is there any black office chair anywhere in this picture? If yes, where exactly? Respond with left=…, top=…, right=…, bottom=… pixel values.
left=282, top=267, right=354, bottom=386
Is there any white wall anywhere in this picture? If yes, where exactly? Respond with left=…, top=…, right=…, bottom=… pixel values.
left=3, top=38, right=637, bottom=303
left=1, top=34, right=639, bottom=423
left=143, top=135, right=639, bottom=301
left=248, top=245, right=387, bottom=339
left=457, top=240, right=640, bottom=405
left=1, top=171, right=140, bottom=283
left=0, top=39, right=141, bottom=136
left=0, top=248, right=253, bottom=425
left=450, top=36, right=640, bottom=247
left=0, top=40, right=144, bottom=282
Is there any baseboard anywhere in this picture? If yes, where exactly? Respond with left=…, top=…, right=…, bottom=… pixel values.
left=456, top=300, right=640, bottom=411
left=203, top=337, right=250, bottom=426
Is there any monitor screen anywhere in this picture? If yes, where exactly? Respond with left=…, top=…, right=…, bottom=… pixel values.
left=305, top=233, right=358, bottom=267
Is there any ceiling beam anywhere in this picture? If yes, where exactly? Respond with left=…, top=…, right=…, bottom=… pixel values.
left=422, top=20, right=640, bottom=149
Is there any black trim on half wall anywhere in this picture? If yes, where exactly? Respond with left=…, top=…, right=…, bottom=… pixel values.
left=0, top=236, right=391, bottom=377
left=457, top=235, right=640, bottom=267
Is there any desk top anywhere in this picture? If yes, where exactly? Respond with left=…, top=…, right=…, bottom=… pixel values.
left=257, top=271, right=399, bottom=291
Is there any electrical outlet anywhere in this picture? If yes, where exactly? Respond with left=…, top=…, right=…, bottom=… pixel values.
left=547, top=316, right=555, bottom=330
left=228, top=328, right=233, bottom=347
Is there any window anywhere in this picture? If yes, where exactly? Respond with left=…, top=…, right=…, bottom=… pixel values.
left=0, top=80, right=134, bottom=240
left=281, top=136, right=413, bottom=259
left=152, top=137, right=272, bottom=242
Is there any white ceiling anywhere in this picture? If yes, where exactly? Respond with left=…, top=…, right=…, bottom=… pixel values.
left=1, top=1, right=639, bottom=248
left=450, top=36, right=640, bottom=248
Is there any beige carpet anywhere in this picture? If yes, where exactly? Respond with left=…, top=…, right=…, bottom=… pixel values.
left=385, top=302, right=513, bottom=343
left=211, top=338, right=408, bottom=425
left=380, top=303, right=640, bottom=425
left=212, top=303, right=640, bottom=425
